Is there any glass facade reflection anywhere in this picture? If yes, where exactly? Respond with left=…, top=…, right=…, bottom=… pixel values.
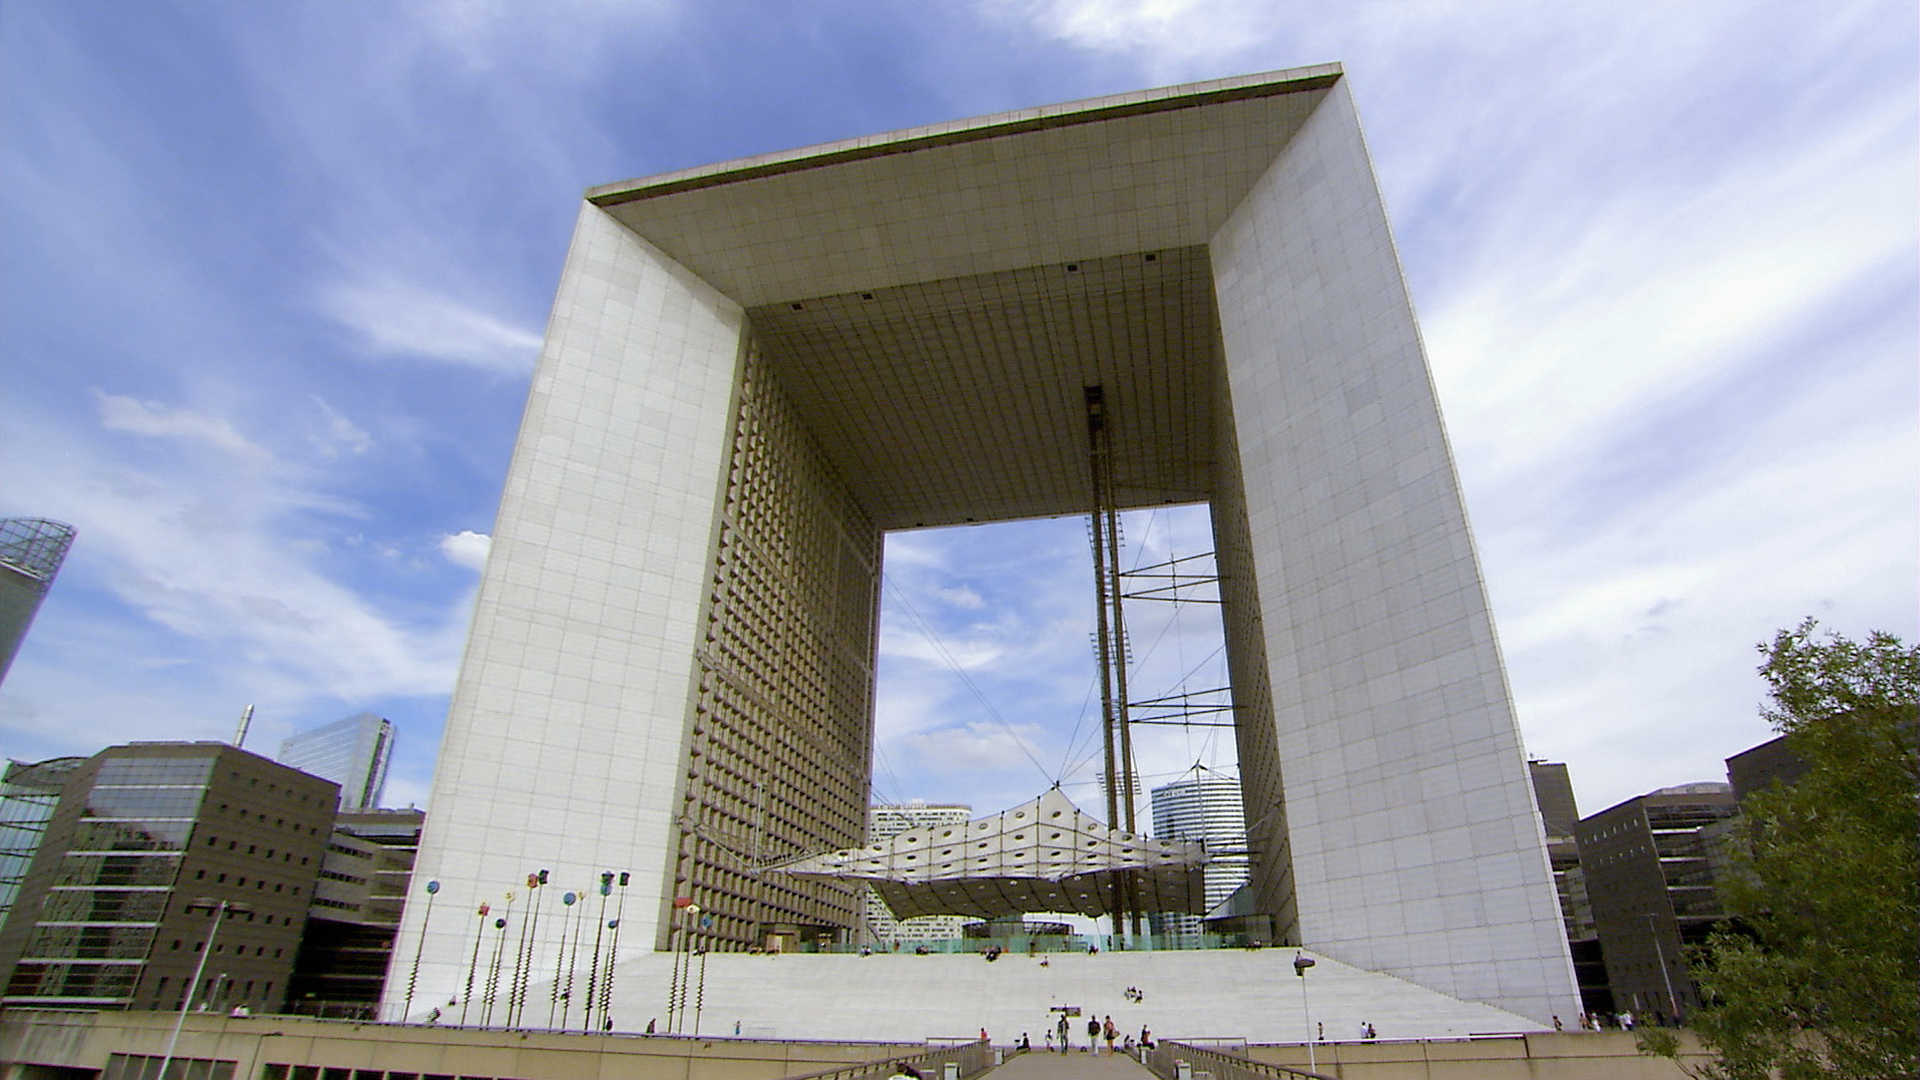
left=0, top=758, right=85, bottom=929
left=8, top=752, right=215, bottom=1003
left=0, top=743, right=336, bottom=1011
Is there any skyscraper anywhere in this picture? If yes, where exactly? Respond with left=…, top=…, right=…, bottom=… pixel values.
left=863, top=802, right=970, bottom=946
left=279, top=713, right=394, bottom=811
left=394, top=66, right=1578, bottom=1025
left=1149, top=772, right=1249, bottom=942
left=0, top=518, right=76, bottom=687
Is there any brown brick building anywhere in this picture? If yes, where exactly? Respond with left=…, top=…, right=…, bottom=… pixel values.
left=0, top=742, right=335, bottom=1012
left=1573, top=783, right=1737, bottom=1021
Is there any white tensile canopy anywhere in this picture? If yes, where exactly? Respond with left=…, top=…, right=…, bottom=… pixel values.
left=764, top=788, right=1210, bottom=920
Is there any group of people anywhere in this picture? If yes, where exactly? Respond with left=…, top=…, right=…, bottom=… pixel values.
left=1310, top=1021, right=1376, bottom=1041
left=1574, top=1010, right=1640, bottom=1030
left=1044, top=1012, right=1151, bottom=1055
left=1121, top=985, right=1145, bottom=1002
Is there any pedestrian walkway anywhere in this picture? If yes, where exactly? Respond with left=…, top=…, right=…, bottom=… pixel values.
left=987, top=1048, right=1159, bottom=1080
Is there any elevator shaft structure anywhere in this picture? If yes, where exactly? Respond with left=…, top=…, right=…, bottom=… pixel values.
left=1084, top=386, right=1141, bottom=937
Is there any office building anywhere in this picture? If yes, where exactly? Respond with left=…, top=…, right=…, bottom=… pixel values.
left=1527, top=760, right=1607, bottom=1012
left=0, top=742, right=335, bottom=1012
left=862, top=802, right=971, bottom=945
left=1149, top=772, right=1249, bottom=942
left=1724, top=734, right=1810, bottom=802
left=1526, top=761, right=1588, bottom=940
left=278, top=712, right=394, bottom=811
left=395, top=66, right=1578, bottom=1025
left=0, top=518, right=75, bottom=688
left=287, top=807, right=426, bottom=1017
left=1574, top=782, right=1738, bottom=1020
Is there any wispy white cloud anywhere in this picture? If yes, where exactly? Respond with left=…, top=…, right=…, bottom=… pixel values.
left=310, top=396, right=374, bottom=458
left=92, top=390, right=265, bottom=459
left=935, top=585, right=986, bottom=610
left=878, top=633, right=1007, bottom=671
left=318, top=276, right=544, bottom=375
left=1, top=404, right=474, bottom=763
left=978, top=0, right=1273, bottom=82
left=904, top=719, right=1052, bottom=774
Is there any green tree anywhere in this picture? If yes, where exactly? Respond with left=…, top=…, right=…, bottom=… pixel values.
left=1644, top=619, right=1918, bottom=1078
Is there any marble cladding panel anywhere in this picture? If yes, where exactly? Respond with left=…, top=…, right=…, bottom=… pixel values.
left=1209, top=80, right=1579, bottom=1025
left=389, top=204, right=747, bottom=1020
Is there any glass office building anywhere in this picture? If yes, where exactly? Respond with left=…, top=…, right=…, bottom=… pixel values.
left=0, top=757, right=87, bottom=931
left=0, top=743, right=335, bottom=1011
left=277, top=713, right=394, bottom=811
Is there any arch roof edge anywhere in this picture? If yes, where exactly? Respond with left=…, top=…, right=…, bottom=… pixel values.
left=586, top=64, right=1343, bottom=208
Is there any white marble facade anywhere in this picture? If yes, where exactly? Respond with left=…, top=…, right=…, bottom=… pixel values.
left=1210, top=79, right=1577, bottom=1023
left=390, top=66, right=1581, bottom=1027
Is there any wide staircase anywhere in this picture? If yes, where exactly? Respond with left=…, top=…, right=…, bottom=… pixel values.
left=598, top=946, right=1539, bottom=1044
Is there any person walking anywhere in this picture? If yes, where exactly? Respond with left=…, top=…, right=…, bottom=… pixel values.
left=1057, top=1014, right=1070, bottom=1054
left=1087, top=1016, right=1101, bottom=1053
left=1103, top=1016, right=1117, bottom=1055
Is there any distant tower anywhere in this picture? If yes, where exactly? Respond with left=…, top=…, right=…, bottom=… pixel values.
left=1149, top=770, right=1249, bottom=942
left=864, top=801, right=971, bottom=945
left=0, top=519, right=76, bottom=687
left=279, top=712, right=395, bottom=810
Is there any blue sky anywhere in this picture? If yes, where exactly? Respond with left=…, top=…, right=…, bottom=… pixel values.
left=2, top=1, right=1914, bottom=825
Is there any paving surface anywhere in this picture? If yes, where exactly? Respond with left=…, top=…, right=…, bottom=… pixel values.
left=986, top=1048, right=1160, bottom=1080
left=574, top=947, right=1546, bottom=1044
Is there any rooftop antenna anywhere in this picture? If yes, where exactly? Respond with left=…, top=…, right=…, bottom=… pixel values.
left=233, top=704, right=254, bottom=749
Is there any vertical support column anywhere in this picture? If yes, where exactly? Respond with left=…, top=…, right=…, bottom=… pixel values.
left=390, top=203, right=749, bottom=1021
left=1085, top=385, right=1144, bottom=937
left=1208, top=81, right=1579, bottom=1023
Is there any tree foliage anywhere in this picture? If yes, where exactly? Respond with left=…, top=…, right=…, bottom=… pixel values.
left=1647, top=620, right=1918, bottom=1079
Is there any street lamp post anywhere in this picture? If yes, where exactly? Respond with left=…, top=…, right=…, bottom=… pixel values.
left=583, top=872, right=612, bottom=1032
left=403, top=879, right=440, bottom=1023
left=551, top=889, right=578, bottom=1030
left=512, top=869, right=548, bottom=1028
left=159, top=899, right=250, bottom=1078
left=482, top=910, right=510, bottom=1027
left=460, top=902, right=490, bottom=1026
left=1644, top=913, right=1681, bottom=1021
left=599, top=872, right=629, bottom=1031
left=559, top=891, right=581, bottom=1030
left=693, top=942, right=709, bottom=1036
left=1293, top=952, right=1317, bottom=1074
left=677, top=904, right=701, bottom=1033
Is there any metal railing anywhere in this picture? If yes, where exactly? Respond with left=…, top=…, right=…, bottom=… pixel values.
left=1145, top=1039, right=1335, bottom=1080
left=782, top=1038, right=991, bottom=1080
